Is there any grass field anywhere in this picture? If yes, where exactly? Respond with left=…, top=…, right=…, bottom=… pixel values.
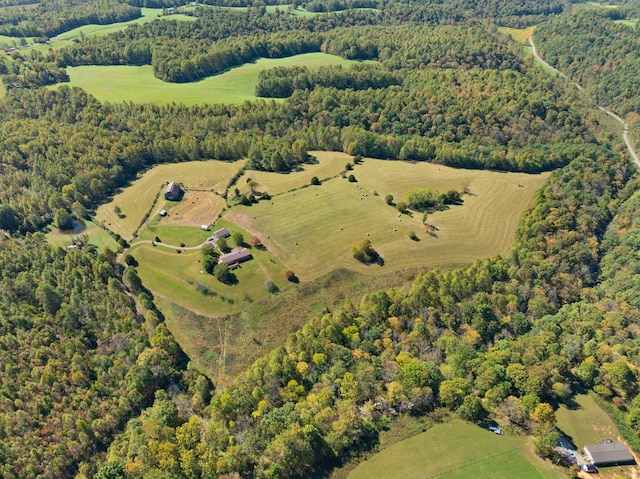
left=28, top=8, right=194, bottom=53
left=237, top=151, right=351, bottom=196
left=557, top=394, right=640, bottom=478
left=45, top=219, right=120, bottom=251
left=158, top=267, right=418, bottom=381
left=499, top=26, right=536, bottom=44
left=96, top=159, right=244, bottom=241
left=131, top=217, right=287, bottom=318
left=614, top=19, right=638, bottom=27
left=59, top=53, right=363, bottom=105
left=226, top=158, right=548, bottom=281
left=348, top=420, right=561, bottom=479
left=0, top=80, right=5, bottom=99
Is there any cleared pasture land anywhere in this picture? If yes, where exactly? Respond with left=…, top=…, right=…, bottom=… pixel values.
left=227, top=159, right=548, bottom=281
left=29, top=8, right=194, bottom=52
left=499, top=26, right=536, bottom=43
left=557, top=394, right=640, bottom=479
left=238, top=151, right=352, bottom=196
left=96, top=159, right=243, bottom=241
left=131, top=218, right=287, bottom=318
left=45, top=219, right=119, bottom=251
left=348, top=420, right=561, bottom=479
left=60, top=53, right=361, bottom=105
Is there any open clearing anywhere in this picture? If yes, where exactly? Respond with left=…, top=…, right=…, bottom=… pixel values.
left=227, top=158, right=548, bottom=281
left=557, top=394, right=640, bottom=479
left=59, top=53, right=362, bottom=105
left=131, top=217, right=287, bottom=318
left=157, top=267, right=417, bottom=381
left=238, top=151, right=352, bottom=196
left=96, top=159, right=244, bottom=241
left=45, top=220, right=119, bottom=251
left=348, top=420, right=561, bottom=479
left=499, top=26, right=536, bottom=44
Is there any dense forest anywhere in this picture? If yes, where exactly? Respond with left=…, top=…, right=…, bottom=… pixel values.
left=1, top=0, right=640, bottom=477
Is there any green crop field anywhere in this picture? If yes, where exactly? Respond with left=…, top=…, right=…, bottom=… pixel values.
left=96, top=159, right=244, bottom=241
left=45, top=219, right=119, bottom=251
left=348, top=420, right=561, bottom=479
left=227, top=158, right=548, bottom=281
left=58, top=53, right=363, bottom=105
left=238, top=151, right=351, bottom=196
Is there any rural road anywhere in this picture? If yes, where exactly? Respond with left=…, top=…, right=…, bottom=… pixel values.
left=128, top=238, right=213, bottom=251
left=529, top=36, right=639, bottom=169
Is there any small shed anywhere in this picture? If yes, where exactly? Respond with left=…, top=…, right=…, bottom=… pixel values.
left=584, top=442, right=635, bottom=467
left=165, top=182, right=182, bottom=201
left=219, top=247, right=252, bottom=266
left=213, top=228, right=231, bottom=239
left=159, top=209, right=167, bottom=217
left=200, top=225, right=209, bottom=231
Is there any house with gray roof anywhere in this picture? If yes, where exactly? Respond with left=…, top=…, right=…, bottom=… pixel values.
left=219, top=247, right=252, bottom=266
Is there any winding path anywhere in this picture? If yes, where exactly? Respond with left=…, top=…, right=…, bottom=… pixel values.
left=529, top=36, right=639, bottom=168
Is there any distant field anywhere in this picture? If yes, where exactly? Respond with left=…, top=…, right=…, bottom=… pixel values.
left=614, top=19, right=638, bottom=27
left=59, top=53, right=362, bottom=105
left=45, top=219, right=119, bottom=251
left=96, top=159, right=244, bottom=241
left=7, top=8, right=194, bottom=52
left=556, top=394, right=640, bottom=479
left=0, top=80, right=5, bottom=99
left=581, top=1, right=619, bottom=9
left=238, top=151, right=351, bottom=196
left=348, top=420, right=561, bottom=479
left=499, top=26, right=536, bottom=43
left=227, top=158, right=548, bottom=281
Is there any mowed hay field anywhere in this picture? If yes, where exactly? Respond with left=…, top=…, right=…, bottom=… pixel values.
left=348, top=420, right=561, bottom=479
left=238, top=151, right=352, bottom=196
left=45, top=220, right=119, bottom=251
left=96, top=159, right=244, bottom=240
left=227, top=159, right=549, bottom=281
left=61, top=53, right=362, bottom=105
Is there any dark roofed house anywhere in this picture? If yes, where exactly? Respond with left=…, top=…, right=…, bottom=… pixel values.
left=213, top=228, right=231, bottom=239
left=584, top=442, right=635, bottom=467
left=165, top=182, right=182, bottom=201
left=219, top=247, right=252, bottom=266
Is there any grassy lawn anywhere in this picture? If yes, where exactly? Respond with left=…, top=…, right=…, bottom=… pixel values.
left=237, top=151, right=351, bottom=196
left=131, top=217, right=287, bottom=318
left=557, top=394, right=640, bottom=478
left=58, top=53, right=363, bottom=105
left=96, top=159, right=244, bottom=241
left=348, top=420, right=562, bottom=479
left=45, top=219, right=119, bottom=251
left=226, top=158, right=548, bottom=281
left=499, top=26, right=536, bottom=44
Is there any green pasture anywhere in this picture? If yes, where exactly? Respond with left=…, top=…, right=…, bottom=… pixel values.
left=59, top=53, right=361, bottom=105
left=238, top=151, right=351, bottom=196
left=131, top=217, right=287, bottom=318
left=499, top=26, right=536, bottom=44
left=29, top=8, right=194, bottom=53
left=581, top=1, right=619, bottom=9
left=614, top=19, right=638, bottom=27
left=0, top=80, right=5, bottom=99
left=226, top=158, right=548, bottom=281
left=158, top=266, right=417, bottom=381
left=137, top=224, right=209, bottom=247
left=557, top=394, right=623, bottom=447
left=45, top=219, right=119, bottom=251
left=557, top=394, right=640, bottom=478
left=348, top=420, right=561, bottom=479
left=96, top=159, right=244, bottom=241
